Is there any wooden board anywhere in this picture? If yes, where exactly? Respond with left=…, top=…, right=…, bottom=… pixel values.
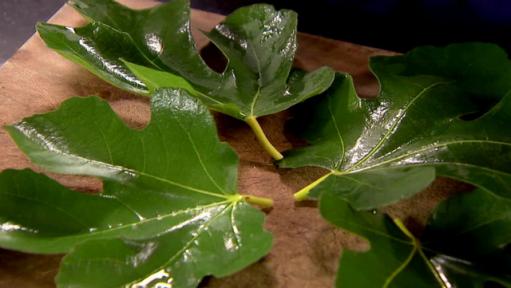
left=0, top=1, right=461, bottom=287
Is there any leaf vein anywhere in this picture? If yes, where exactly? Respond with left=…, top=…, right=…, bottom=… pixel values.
left=127, top=202, right=235, bottom=287
left=347, top=81, right=452, bottom=171
left=174, top=116, right=226, bottom=194
left=327, top=95, right=345, bottom=169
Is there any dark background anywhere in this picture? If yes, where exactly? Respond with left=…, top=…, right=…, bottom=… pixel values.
left=1, top=0, right=511, bottom=65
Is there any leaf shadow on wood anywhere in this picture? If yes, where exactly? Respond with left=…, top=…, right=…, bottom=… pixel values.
left=200, top=257, right=277, bottom=288
left=0, top=249, right=61, bottom=288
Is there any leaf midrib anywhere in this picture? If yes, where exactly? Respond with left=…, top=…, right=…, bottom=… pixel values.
left=126, top=201, right=237, bottom=287
left=173, top=115, right=225, bottom=193
left=344, top=80, right=452, bottom=172
left=386, top=219, right=449, bottom=288
left=19, top=125, right=229, bottom=200
left=345, top=139, right=511, bottom=174
left=10, top=200, right=233, bottom=243
left=0, top=191, right=90, bottom=230
left=344, top=213, right=479, bottom=286
left=327, top=95, right=345, bottom=168
left=248, top=43, right=264, bottom=117
left=319, top=80, right=511, bottom=193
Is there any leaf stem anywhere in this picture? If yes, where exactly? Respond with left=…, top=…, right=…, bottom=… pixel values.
left=293, top=172, right=333, bottom=201
left=393, top=218, right=448, bottom=288
left=393, top=218, right=416, bottom=239
left=245, top=116, right=283, bottom=160
left=242, top=194, right=274, bottom=208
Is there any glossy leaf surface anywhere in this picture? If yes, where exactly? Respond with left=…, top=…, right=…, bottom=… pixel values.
left=280, top=43, right=511, bottom=207
left=1, top=89, right=272, bottom=287
left=70, top=0, right=219, bottom=92
left=36, top=22, right=151, bottom=95
left=320, top=189, right=511, bottom=287
left=38, top=0, right=335, bottom=119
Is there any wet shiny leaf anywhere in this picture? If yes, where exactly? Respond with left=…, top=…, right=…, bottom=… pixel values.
left=36, top=21, right=151, bottom=95
left=37, top=0, right=334, bottom=159
left=1, top=89, right=272, bottom=287
left=37, top=0, right=335, bottom=120
left=280, top=43, right=511, bottom=207
left=283, top=43, right=511, bottom=287
left=320, top=189, right=511, bottom=287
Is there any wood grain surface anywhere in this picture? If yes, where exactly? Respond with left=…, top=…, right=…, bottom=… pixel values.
left=0, top=1, right=464, bottom=287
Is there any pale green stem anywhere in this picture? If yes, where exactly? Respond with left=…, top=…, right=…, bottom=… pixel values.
left=242, top=194, right=274, bottom=208
left=293, top=172, right=333, bottom=201
left=392, top=218, right=448, bottom=288
left=245, top=116, right=283, bottom=160
left=393, top=218, right=416, bottom=239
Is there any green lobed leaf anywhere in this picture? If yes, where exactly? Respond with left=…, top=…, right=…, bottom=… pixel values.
left=1, top=89, right=272, bottom=287
left=200, top=6, right=335, bottom=118
left=319, top=189, right=511, bottom=287
left=280, top=43, right=511, bottom=208
left=37, top=0, right=335, bottom=120
left=282, top=42, right=511, bottom=287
